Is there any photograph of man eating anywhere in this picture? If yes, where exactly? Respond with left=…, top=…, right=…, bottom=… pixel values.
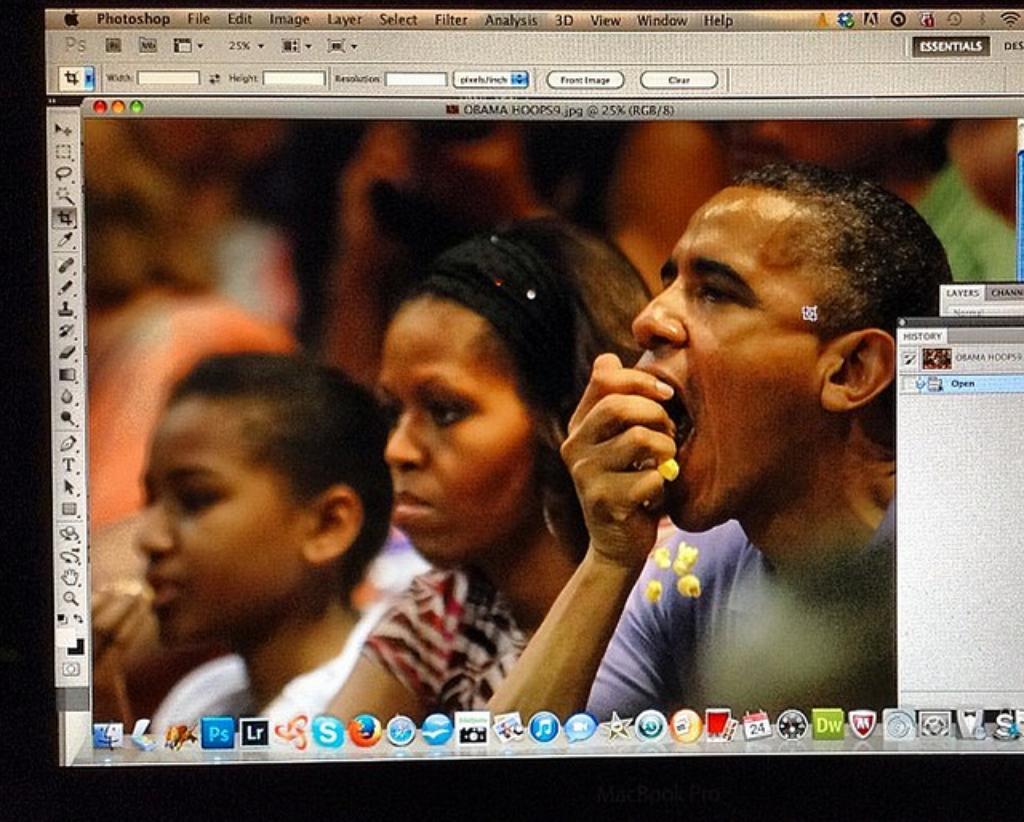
left=490, top=162, right=953, bottom=719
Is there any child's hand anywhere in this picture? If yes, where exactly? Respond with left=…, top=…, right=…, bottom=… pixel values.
left=560, top=353, right=679, bottom=569
left=92, top=581, right=153, bottom=666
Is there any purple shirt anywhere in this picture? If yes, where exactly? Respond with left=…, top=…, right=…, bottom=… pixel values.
left=587, top=508, right=895, bottom=719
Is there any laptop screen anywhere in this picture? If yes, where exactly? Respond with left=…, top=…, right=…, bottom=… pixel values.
left=43, top=5, right=1024, bottom=765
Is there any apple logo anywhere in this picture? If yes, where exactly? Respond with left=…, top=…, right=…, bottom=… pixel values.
left=64, top=11, right=79, bottom=27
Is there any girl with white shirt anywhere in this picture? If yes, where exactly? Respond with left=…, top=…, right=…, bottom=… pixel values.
left=97, top=353, right=394, bottom=734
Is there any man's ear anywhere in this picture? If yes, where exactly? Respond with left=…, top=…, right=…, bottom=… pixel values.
left=301, top=485, right=364, bottom=567
left=818, top=328, right=895, bottom=413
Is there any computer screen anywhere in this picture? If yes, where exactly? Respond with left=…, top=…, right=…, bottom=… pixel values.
left=41, top=5, right=1024, bottom=770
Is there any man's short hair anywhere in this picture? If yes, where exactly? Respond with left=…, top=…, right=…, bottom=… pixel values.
left=734, top=162, right=953, bottom=338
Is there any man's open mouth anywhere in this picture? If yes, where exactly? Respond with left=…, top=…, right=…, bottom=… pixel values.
left=661, top=391, right=694, bottom=448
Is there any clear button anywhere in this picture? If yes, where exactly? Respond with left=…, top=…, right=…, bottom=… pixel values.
left=640, top=71, right=719, bottom=90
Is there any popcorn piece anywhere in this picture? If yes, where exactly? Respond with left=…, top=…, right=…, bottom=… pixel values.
left=673, top=543, right=699, bottom=575
left=644, top=579, right=663, bottom=603
left=677, top=574, right=702, bottom=598
left=657, top=458, right=680, bottom=482
left=652, top=545, right=672, bottom=570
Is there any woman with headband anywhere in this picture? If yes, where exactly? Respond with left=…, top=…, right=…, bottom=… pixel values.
left=326, top=218, right=650, bottom=719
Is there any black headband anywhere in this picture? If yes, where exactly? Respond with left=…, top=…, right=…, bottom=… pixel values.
left=409, top=231, right=579, bottom=413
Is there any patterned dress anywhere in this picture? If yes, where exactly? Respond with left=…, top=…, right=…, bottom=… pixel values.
left=362, top=568, right=528, bottom=713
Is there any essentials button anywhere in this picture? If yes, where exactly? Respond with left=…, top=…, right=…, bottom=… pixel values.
left=640, top=71, right=719, bottom=90
left=547, top=71, right=624, bottom=89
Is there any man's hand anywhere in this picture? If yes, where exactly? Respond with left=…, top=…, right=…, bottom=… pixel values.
left=487, top=355, right=677, bottom=717
left=561, top=353, right=678, bottom=568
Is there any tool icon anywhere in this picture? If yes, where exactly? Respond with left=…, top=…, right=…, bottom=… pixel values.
left=59, top=525, right=80, bottom=541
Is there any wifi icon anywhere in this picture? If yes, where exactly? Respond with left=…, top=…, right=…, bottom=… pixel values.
left=1001, top=10, right=1022, bottom=28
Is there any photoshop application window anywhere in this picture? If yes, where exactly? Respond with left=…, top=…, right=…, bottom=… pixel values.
left=44, top=6, right=1024, bottom=765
